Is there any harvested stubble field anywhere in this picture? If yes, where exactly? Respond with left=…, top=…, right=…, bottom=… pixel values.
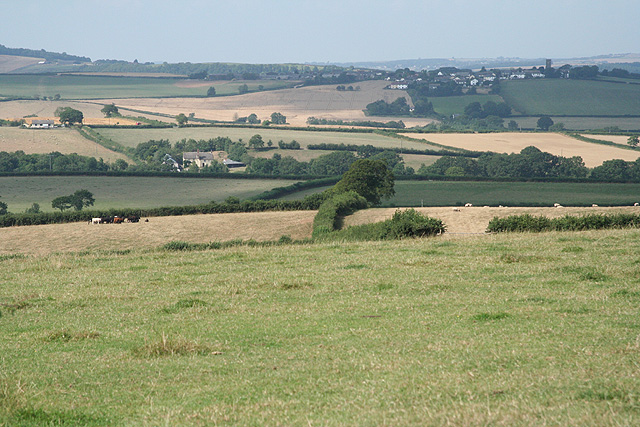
left=0, top=55, right=43, bottom=73
left=0, top=176, right=294, bottom=213
left=0, top=210, right=316, bottom=256
left=0, top=100, right=108, bottom=121
left=89, top=80, right=434, bottom=127
left=403, top=132, right=640, bottom=167
left=93, top=126, right=442, bottom=151
left=0, top=127, right=130, bottom=162
left=1, top=227, right=640, bottom=425
left=585, top=134, right=638, bottom=145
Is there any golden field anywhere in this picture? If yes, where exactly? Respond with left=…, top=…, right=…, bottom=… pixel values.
left=0, top=127, right=130, bottom=162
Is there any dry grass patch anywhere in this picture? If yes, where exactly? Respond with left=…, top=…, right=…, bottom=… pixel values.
left=403, top=132, right=640, bottom=167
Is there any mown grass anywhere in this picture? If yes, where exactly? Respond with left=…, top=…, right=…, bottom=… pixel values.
left=500, top=79, right=640, bottom=116
left=385, top=180, right=640, bottom=207
left=1, top=229, right=640, bottom=424
left=0, top=175, right=294, bottom=212
left=0, top=74, right=294, bottom=99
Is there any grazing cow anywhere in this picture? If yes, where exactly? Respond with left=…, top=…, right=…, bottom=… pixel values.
left=126, top=215, right=140, bottom=223
left=113, top=216, right=124, bottom=224
left=464, top=203, right=473, bottom=207
left=592, top=204, right=599, bottom=207
left=100, top=216, right=114, bottom=224
left=452, top=207, right=461, bottom=212
left=635, top=203, right=639, bottom=207
left=90, top=217, right=101, bottom=225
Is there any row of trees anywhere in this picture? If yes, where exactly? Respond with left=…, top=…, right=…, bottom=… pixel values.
left=417, top=146, right=589, bottom=179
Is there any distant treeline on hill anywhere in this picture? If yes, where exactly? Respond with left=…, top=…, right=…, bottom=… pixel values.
left=306, top=117, right=406, bottom=129
left=0, top=44, right=90, bottom=63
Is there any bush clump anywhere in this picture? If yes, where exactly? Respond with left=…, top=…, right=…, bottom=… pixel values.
left=324, top=209, right=446, bottom=242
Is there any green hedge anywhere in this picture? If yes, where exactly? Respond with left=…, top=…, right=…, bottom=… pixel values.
left=0, top=197, right=327, bottom=228
left=487, top=213, right=640, bottom=233
left=311, top=191, right=369, bottom=237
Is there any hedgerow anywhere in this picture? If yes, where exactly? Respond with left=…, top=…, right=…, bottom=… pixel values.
left=311, top=191, right=369, bottom=237
left=487, top=213, right=640, bottom=233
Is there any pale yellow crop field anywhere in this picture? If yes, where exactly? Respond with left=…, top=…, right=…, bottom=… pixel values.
left=86, top=80, right=434, bottom=127
left=0, top=210, right=316, bottom=256
left=0, top=127, right=130, bottom=162
left=403, top=132, right=640, bottom=167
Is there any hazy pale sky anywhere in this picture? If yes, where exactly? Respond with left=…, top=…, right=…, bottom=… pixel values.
left=2, top=0, right=638, bottom=64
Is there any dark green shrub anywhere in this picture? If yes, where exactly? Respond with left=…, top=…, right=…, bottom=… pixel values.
left=380, top=209, right=446, bottom=239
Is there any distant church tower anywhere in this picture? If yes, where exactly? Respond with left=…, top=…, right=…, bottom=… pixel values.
left=545, top=59, right=552, bottom=70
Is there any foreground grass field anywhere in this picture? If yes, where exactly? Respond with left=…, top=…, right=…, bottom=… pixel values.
left=0, top=176, right=294, bottom=213
left=1, top=229, right=639, bottom=425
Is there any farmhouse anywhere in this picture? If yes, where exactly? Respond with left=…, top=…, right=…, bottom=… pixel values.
left=183, top=151, right=216, bottom=168
left=30, top=119, right=55, bottom=128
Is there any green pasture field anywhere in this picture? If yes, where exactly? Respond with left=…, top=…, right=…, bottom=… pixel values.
left=507, top=116, right=640, bottom=131
left=280, top=180, right=640, bottom=207
left=2, top=229, right=640, bottom=424
left=0, top=176, right=293, bottom=213
left=430, top=94, right=504, bottom=116
left=0, top=74, right=295, bottom=100
left=500, top=79, right=640, bottom=116
left=385, top=180, right=640, bottom=207
left=92, top=126, right=442, bottom=151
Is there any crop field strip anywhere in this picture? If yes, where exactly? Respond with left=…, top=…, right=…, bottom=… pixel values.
left=1, top=229, right=640, bottom=424
left=0, top=74, right=296, bottom=99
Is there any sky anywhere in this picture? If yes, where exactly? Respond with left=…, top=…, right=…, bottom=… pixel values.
left=2, top=0, right=639, bottom=65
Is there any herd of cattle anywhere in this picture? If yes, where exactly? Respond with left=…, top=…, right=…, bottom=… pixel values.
left=90, top=215, right=141, bottom=224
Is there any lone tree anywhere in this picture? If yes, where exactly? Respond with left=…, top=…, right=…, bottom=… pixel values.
left=206, top=86, right=216, bottom=97
left=247, top=113, right=260, bottom=124
left=627, top=135, right=639, bottom=147
left=57, top=107, right=84, bottom=126
left=332, top=159, right=395, bottom=205
left=270, top=112, right=286, bottom=125
left=537, top=115, right=554, bottom=131
left=101, top=104, right=119, bottom=117
left=175, top=113, right=188, bottom=126
left=248, top=134, right=265, bottom=149
left=52, top=189, right=95, bottom=212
